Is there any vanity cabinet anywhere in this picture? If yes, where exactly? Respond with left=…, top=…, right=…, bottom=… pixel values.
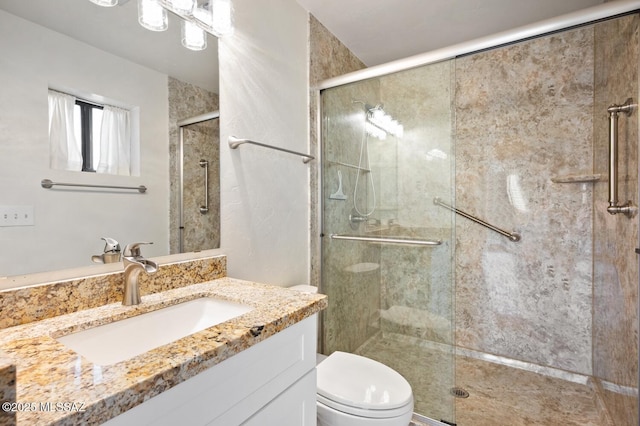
left=104, top=314, right=318, bottom=426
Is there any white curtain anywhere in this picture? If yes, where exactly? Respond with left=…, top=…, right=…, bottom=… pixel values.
left=48, top=90, right=82, bottom=171
left=97, top=106, right=131, bottom=176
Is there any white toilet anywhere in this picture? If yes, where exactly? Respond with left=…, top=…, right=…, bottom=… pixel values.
left=289, top=285, right=414, bottom=426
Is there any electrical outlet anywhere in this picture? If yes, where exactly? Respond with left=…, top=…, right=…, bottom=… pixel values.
left=0, top=205, right=34, bottom=227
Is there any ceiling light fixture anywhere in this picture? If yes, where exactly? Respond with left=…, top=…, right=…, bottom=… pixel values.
left=138, top=0, right=168, bottom=31
left=89, top=0, right=118, bottom=7
left=89, top=0, right=233, bottom=51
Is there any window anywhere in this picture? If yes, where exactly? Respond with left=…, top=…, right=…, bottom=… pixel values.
left=48, top=89, right=133, bottom=176
left=74, top=100, right=103, bottom=172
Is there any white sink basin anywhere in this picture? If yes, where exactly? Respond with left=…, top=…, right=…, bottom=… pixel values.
left=56, top=297, right=253, bottom=365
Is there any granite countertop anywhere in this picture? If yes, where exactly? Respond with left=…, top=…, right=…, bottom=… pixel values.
left=0, top=277, right=327, bottom=425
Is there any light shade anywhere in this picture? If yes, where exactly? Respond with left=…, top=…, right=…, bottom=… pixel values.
left=211, top=0, right=233, bottom=36
left=167, top=0, right=195, bottom=14
left=181, top=20, right=207, bottom=51
left=137, top=0, right=168, bottom=32
left=89, top=0, right=118, bottom=6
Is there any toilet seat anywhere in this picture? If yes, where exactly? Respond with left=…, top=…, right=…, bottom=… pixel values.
left=317, top=351, right=413, bottom=419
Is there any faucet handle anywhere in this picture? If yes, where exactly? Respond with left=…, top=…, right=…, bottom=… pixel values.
left=101, top=237, right=121, bottom=253
left=123, top=242, right=153, bottom=258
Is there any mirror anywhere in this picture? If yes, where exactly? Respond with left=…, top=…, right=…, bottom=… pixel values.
left=0, top=0, right=220, bottom=280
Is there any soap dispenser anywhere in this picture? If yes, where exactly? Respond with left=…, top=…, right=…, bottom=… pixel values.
left=91, top=237, right=122, bottom=264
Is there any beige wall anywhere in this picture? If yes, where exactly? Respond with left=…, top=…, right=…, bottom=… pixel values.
left=593, top=14, right=639, bottom=426
left=454, top=25, right=595, bottom=374
left=310, top=15, right=366, bottom=290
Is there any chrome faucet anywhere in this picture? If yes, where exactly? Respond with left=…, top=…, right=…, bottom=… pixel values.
left=122, top=242, right=158, bottom=306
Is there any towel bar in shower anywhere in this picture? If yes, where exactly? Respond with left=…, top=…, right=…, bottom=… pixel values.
left=330, top=234, right=442, bottom=246
left=228, top=136, right=315, bottom=163
left=606, top=98, right=636, bottom=216
left=434, top=197, right=520, bottom=242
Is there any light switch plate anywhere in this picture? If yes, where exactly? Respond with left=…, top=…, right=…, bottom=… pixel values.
left=0, top=205, right=35, bottom=227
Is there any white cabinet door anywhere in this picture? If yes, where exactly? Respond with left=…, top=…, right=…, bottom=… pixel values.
left=240, top=371, right=317, bottom=426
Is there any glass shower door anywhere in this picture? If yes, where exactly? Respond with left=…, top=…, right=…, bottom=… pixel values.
left=320, top=60, right=456, bottom=423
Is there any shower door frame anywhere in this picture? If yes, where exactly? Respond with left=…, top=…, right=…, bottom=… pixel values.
left=177, top=110, right=220, bottom=253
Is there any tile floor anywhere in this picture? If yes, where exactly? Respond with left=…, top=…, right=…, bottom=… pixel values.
left=356, top=332, right=607, bottom=426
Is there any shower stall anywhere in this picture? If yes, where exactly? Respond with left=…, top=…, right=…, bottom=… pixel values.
left=177, top=111, right=220, bottom=253
left=168, top=77, right=220, bottom=255
left=318, top=4, right=639, bottom=425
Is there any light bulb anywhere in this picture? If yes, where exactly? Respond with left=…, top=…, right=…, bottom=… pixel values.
left=193, top=3, right=213, bottom=27
left=89, top=0, right=118, bottom=6
left=211, top=0, right=233, bottom=36
left=182, top=20, right=207, bottom=51
left=167, top=0, right=195, bottom=14
left=138, top=0, right=168, bottom=32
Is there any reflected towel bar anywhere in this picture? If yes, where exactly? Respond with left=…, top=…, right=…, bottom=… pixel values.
left=434, top=197, right=520, bottom=242
left=330, top=234, right=442, bottom=246
left=228, top=136, right=315, bottom=163
left=41, top=179, right=147, bottom=193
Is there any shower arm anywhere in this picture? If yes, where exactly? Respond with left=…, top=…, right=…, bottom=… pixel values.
left=607, top=99, right=636, bottom=217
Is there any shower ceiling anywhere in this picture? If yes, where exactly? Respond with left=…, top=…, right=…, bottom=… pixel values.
left=295, top=0, right=603, bottom=66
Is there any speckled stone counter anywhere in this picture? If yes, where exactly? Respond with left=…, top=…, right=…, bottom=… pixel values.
left=0, top=277, right=327, bottom=425
left=0, top=255, right=227, bottom=329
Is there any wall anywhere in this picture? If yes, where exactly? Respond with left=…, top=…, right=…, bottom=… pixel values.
left=593, top=14, right=639, bottom=426
left=309, top=16, right=367, bottom=289
left=0, top=10, right=169, bottom=276
left=454, top=25, right=595, bottom=375
left=218, top=0, right=310, bottom=286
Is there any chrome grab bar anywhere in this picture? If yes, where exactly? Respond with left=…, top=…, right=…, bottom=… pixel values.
left=199, top=159, right=209, bottom=214
left=330, top=234, right=442, bottom=246
left=228, top=136, right=315, bottom=163
left=434, top=197, right=520, bottom=242
left=607, top=98, right=636, bottom=216
left=41, top=179, right=147, bottom=193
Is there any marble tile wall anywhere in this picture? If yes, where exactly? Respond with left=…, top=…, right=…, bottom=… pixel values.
left=309, top=15, right=366, bottom=291
left=454, top=26, right=595, bottom=375
left=592, top=14, right=639, bottom=426
left=168, top=77, right=220, bottom=254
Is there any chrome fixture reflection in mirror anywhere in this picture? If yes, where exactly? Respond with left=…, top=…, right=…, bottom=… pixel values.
left=366, top=105, right=404, bottom=140
left=90, top=0, right=233, bottom=50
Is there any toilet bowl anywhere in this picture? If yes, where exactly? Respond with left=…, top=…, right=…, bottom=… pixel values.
left=316, top=351, right=414, bottom=426
left=288, top=284, right=414, bottom=425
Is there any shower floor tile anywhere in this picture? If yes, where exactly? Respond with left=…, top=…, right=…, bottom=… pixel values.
left=355, top=333, right=607, bottom=426
left=455, top=355, right=606, bottom=426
